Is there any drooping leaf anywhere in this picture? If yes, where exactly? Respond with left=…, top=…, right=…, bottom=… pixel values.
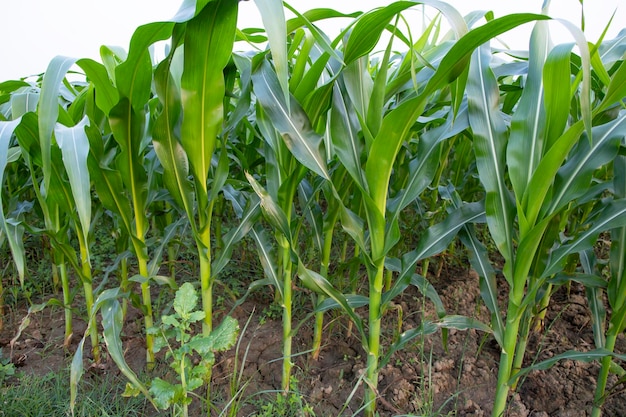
left=252, top=60, right=329, bottom=179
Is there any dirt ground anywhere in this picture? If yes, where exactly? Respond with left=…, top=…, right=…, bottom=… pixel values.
left=1, top=266, right=626, bottom=416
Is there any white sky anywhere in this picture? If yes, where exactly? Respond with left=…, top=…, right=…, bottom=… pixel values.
left=0, top=0, right=624, bottom=81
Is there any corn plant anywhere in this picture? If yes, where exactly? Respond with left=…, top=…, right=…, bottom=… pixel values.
left=464, top=8, right=626, bottom=414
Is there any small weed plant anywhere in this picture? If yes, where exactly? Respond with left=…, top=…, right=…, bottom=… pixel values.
left=127, top=283, right=239, bottom=417
left=0, top=348, right=15, bottom=385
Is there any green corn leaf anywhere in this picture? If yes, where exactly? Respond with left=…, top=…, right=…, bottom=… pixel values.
left=283, top=4, right=345, bottom=65
left=316, top=295, right=370, bottom=312
left=330, top=81, right=367, bottom=191
left=342, top=57, right=373, bottom=137
left=365, top=13, right=549, bottom=226
left=0, top=119, right=26, bottom=283
left=467, top=43, right=516, bottom=270
left=152, top=33, right=195, bottom=222
left=116, top=22, right=174, bottom=109
left=254, top=0, right=288, bottom=104
left=600, top=59, right=626, bottom=114
left=547, top=112, right=626, bottom=214
left=458, top=228, right=504, bottom=346
left=246, top=172, right=293, bottom=244
left=344, top=1, right=415, bottom=65
left=10, top=91, right=39, bottom=118
left=410, top=274, right=446, bottom=319
left=77, top=58, right=119, bottom=115
left=85, top=124, right=133, bottom=235
left=507, top=21, right=550, bottom=201
left=542, top=43, right=577, bottom=151
left=608, top=155, right=626, bottom=309
left=100, top=293, right=153, bottom=405
left=109, top=98, right=148, bottom=224
left=297, top=260, right=367, bottom=348
left=381, top=321, right=439, bottom=368
left=38, top=56, right=76, bottom=194
left=511, top=349, right=626, bottom=384
left=212, top=191, right=261, bottom=277
left=388, top=104, right=469, bottom=217
left=252, top=60, right=329, bottom=180
left=55, top=117, right=91, bottom=255
left=297, top=179, right=324, bottom=253
left=181, top=0, right=238, bottom=199
left=543, top=199, right=626, bottom=278
left=250, top=226, right=283, bottom=300
left=436, top=315, right=492, bottom=333
left=286, top=8, right=361, bottom=35
left=399, top=201, right=485, bottom=281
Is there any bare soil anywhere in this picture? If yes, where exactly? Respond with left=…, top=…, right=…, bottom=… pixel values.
left=1, top=266, right=626, bottom=416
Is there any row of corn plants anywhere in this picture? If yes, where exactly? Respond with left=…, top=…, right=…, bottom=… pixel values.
left=1, top=0, right=626, bottom=416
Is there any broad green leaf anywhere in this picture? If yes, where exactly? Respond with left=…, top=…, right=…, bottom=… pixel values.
left=85, top=125, right=133, bottom=234
left=344, top=1, right=415, bottom=65
left=174, top=283, right=198, bottom=317
left=109, top=98, right=148, bottom=229
left=38, top=56, right=76, bottom=194
left=467, top=43, right=515, bottom=270
left=608, top=155, right=626, bottom=309
left=55, top=117, right=91, bottom=254
left=152, top=32, right=195, bottom=222
left=543, top=199, right=626, bottom=277
left=510, top=349, right=626, bottom=383
left=547, top=112, right=626, bottom=214
left=252, top=60, right=329, bottom=179
left=181, top=0, right=238, bottom=198
left=254, top=0, right=288, bottom=105
left=116, top=22, right=174, bottom=109
left=100, top=294, right=153, bottom=404
left=189, top=316, right=239, bottom=355
left=330, top=81, right=367, bottom=190
left=77, top=58, right=119, bottom=115
left=297, top=261, right=367, bottom=348
left=399, top=202, right=485, bottom=281
left=212, top=195, right=261, bottom=278
left=459, top=227, right=504, bottom=346
left=246, top=172, right=293, bottom=244
left=149, top=378, right=178, bottom=410
left=250, top=226, right=283, bottom=300
left=0, top=119, right=26, bottom=282
left=507, top=21, right=549, bottom=201
left=10, top=91, right=39, bottom=118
